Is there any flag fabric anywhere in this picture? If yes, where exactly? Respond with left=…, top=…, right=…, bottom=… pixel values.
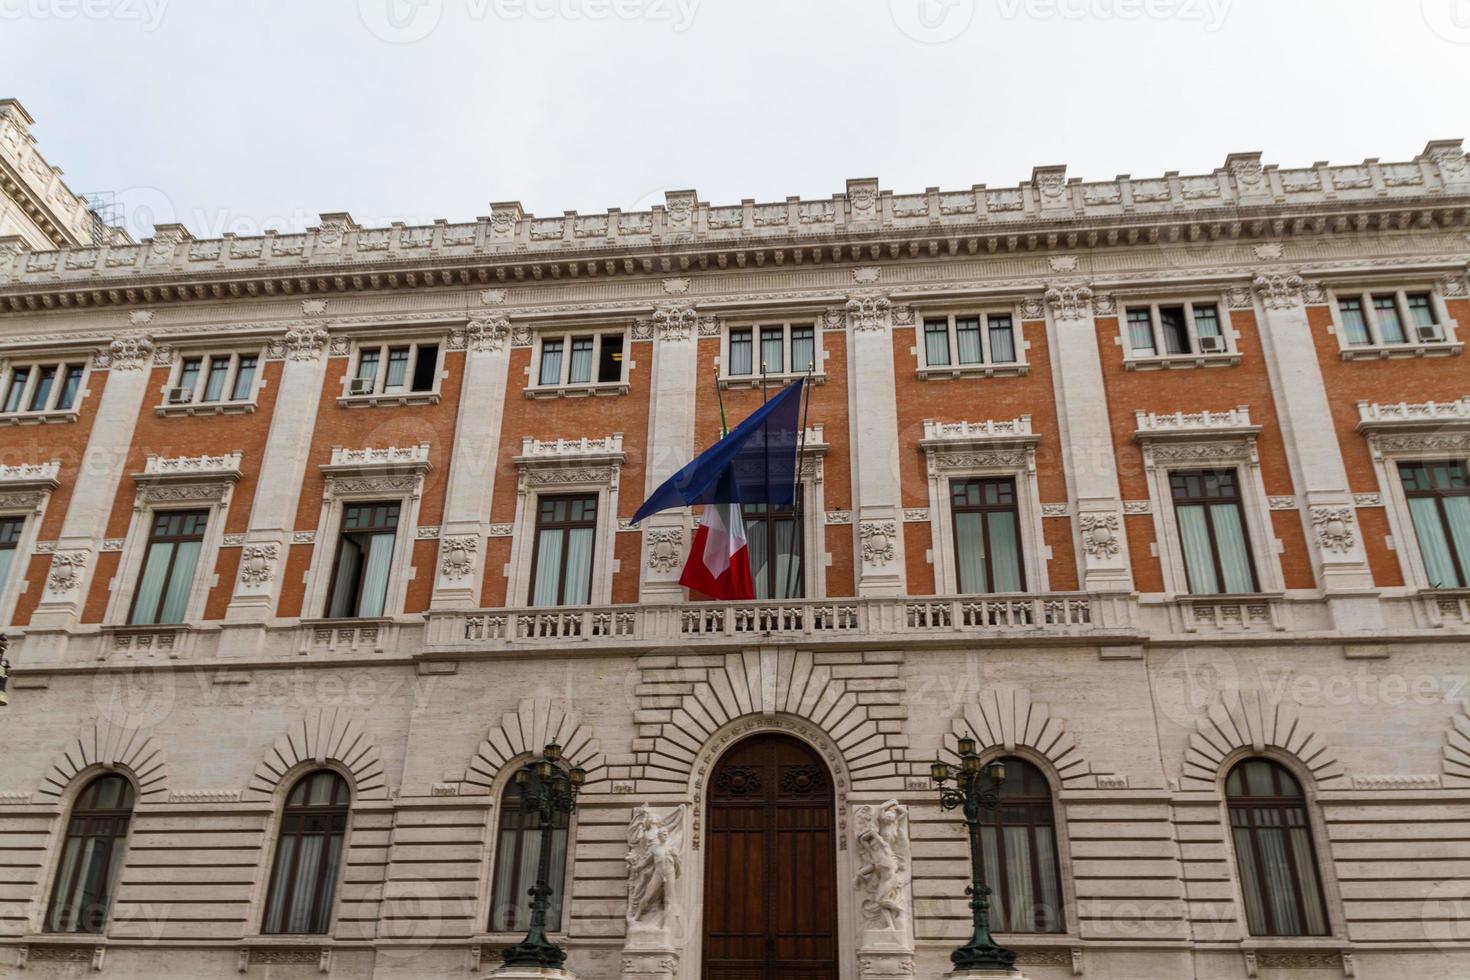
left=678, top=472, right=755, bottom=600
left=631, top=378, right=805, bottom=524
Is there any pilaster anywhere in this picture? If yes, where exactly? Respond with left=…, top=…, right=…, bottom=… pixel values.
left=27, top=334, right=154, bottom=636
left=845, top=292, right=906, bottom=596
left=640, top=304, right=699, bottom=603
left=1250, top=271, right=1380, bottom=628
left=1044, top=285, right=1132, bottom=592
left=430, top=315, right=512, bottom=609
left=221, top=325, right=331, bottom=631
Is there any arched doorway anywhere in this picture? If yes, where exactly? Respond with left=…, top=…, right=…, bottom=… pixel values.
left=702, top=733, right=838, bottom=980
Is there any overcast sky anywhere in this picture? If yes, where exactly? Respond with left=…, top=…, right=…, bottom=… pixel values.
left=4, top=0, right=1469, bottom=239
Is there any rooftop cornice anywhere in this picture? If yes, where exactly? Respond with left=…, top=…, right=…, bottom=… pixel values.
left=0, top=143, right=1468, bottom=315
left=0, top=100, right=120, bottom=250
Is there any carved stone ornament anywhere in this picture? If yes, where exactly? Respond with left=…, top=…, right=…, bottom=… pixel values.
left=625, top=804, right=685, bottom=942
left=846, top=293, right=891, bottom=332
left=439, top=535, right=478, bottom=579
left=1310, top=506, right=1356, bottom=554
left=450, top=314, right=509, bottom=352
left=238, top=544, right=279, bottom=585
left=47, top=550, right=88, bottom=593
left=1252, top=271, right=1306, bottom=310
left=1044, top=283, right=1094, bottom=321
left=645, top=528, right=684, bottom=571
left=280, top=325, right=330, bottom=361
left=1079, top=511, right=1122, bottom=558
left=653, top=304, right=697, bottom=342
left=1017, top=297, right=1047, bottom=320
left=860, top=521, right=897, bottom=565
left=95, top=332, right=154, bottom=370
left=853, top=800, right=912, bottom=937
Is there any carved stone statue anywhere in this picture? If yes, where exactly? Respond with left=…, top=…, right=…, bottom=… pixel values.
left=854, top=800, right=912, bottom=938
left=625, top=804, right=684, bottom=940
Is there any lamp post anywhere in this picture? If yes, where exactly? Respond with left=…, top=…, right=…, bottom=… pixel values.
left=0, top=633, right=9, bottom=707
left=500, top=739, right=586, bottom=971
left=930, top=734, right=1017, bottom=974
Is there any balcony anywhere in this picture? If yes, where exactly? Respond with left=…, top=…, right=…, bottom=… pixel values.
left=424, top=592, right=1140, bottom=653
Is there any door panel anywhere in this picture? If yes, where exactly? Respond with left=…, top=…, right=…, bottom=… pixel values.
left=703, top=734, right=837, bottom=980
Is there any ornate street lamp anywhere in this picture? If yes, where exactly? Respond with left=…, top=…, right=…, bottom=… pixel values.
left=0, top=633, right=10, bottom=708
left=930, top=734, right=1016, bottom=974
left=501, top=739, right=586, bottom=971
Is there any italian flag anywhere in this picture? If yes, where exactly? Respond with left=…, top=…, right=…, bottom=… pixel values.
left=680, top=500, right=755, bottom=600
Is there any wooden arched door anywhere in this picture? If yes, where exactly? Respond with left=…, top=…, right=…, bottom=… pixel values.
left=702, top=733, right=838, bottom=980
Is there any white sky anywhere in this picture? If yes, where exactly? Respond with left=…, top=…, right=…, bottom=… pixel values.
left=4, top=0, right=1469, bottom=240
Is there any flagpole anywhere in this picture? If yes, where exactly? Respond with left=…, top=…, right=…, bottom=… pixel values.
left=786, top=366, right=814, bottom=601
left=714, top=368, right=729, bottom=438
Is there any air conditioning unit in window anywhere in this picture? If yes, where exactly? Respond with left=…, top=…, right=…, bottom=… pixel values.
left=165, top=386, right=194, bottom=405
left=1198, top=335, right=1227, bottom=353
left=1416, top=324, right=1444, bottom=343
left=348, top=378, right=375, bottom=396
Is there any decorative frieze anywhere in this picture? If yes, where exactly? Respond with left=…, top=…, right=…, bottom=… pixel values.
left=859, top=521, right=897, bottom=565
left=1044, top=283, right=1093, bottom=320
left=94, top=332, right=154, bottom=370
left=238, top=545, right=279, bottom=586
left=326, top=444, right=431, bottom=471
left=1356, top=396, right=1470, bottom=430
left=141, top=452, right=244, bottom=478
left=46, top=550, right=87, bottom=593
left=645, top=528, right=684, bottom=571
left=1310, top=506, right=1357, bottom=554
left=846, top=292, right=890, bottom=332
left=448, top=314, right=510, bottom=352
left=1252, top=270, right=1306, bottom=309
left=1078, top=512, right=1122, bottom=559
left=1134, top=406, right=1254, bottom=435
left=439, top=535, right=478, bottom=580
left=653, top=304, right=697, bottom=341
left=1268, top=496, right=1298, bottom=510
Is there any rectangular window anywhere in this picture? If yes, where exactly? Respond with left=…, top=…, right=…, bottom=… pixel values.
left=567, top=337, right=594, bottom=384
left=1337, top=298, right=1371, bottom=345
left=950, top=478, right=1025, bottom=593
left=1170, top=470, right=1258, bottom=595
left=203, top=358, right=231, bottom=402
left=924, top=319, right=952, bottom=366
left=3, top=361, right=85, bottom=415
left=539, top=339, right=565, bottom=385
left=760, top=326, right=785, bottom=374
left=1399, top=461, right=1470, bottom=589
left=56, top=365, right=84, bottom=411
left=742, top=494, right=804, bottom=600
left=921, top=313, right=1021, bottom=370
left=351, top=343, right=439, bottom=396
left=1193, top=305, right=1222, bottom=342
left=27, top=365, right=57, bottom=412
left=1127, top=309, right=1156, bottom=354
left=0, top=516, right=21, bottom=596
left=530, top=494, right=597, bottom=607
left=230, top=356, right=258, bottom=401
left=169, top=352, right=259, bottom=406
left=597, top=335, right=624, bottom=383
left=789, top=325, right=815, bottom=373
left=534, top=333, right=626, bottom=387
left=326, top=502, right=400, bottom=618
left=129, top=510, right=209, bottom=625
left=3, top=367, right=29, bottom=413
left=1372, top=295, right=1406, bottom=344
left=728, top=328, right=753, bottom=376
left=1159, top=306, right=1191, bottom=355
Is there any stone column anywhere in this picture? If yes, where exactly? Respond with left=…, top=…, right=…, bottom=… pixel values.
left=220, top=325, right=330, bottom=636
left=430, top=315, right=512, bottom=609
left=853, top=800, right=915, bottom=980
left=639, top=305, right=699, bottom=604
left=27, top=334, right=155, bottom=639
left=621, top=804, right=687, bottom=980
left=1250, top=271, right=1380, bottom=629
left=846, top=292, right=906, bottom=596
left=1043, top=285, right=1132, bottom=592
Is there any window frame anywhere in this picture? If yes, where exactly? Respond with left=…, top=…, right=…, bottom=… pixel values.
left=158, top=348, right=263, bottom=415
left=1168, top=469, right=1262, bottom=596
left=527, top=493, right=599, bottom=607
left=975, top=756, right=1067, bottom=935
left=526, top=328, right=631, bottom=398
left=1326, top=284, right=1462, bottom=360
left=43, top=773, right=136, bottom=936
left=0, top=357, right=90, bottom=423
left=323, top=501, right=403, bottom=619
left=948, top=476, right=1028, bottom=594
left=339, top=338, right=444, bottom=406
left=1396, top=458, right=1470, bottom=590
left=1359, top=418, right=1470, bottom=594
left=127, top=508, right=212, bottom=626
left=719, top=320, right=824, bottom=388
left=1224, top=757, right=1333, bottom=939
left=1118, top=297, right=1240, bottom=370
left=0, top=474, right=53, bottom=625
left=485, top=767, right=574, bottom=936
left=260, top=769, right=351, bottom=937
left=915, top=310, right=1027, bottom=379
left=741, top=489, right=807, bottom=600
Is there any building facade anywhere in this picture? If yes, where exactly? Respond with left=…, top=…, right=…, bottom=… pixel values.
left=1, top=98, right=1470, bottom=979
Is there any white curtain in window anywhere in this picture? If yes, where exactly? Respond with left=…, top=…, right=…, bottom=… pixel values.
left=1409, top=497, right=1461, bottom=587
left=0, top=548, right=14, bottom=593
left=545, top=815, right=568, bottom=931
left=1033, top=825, right=1061, bottom=929
left=956, top=321, right=983, bottom=364
left=979, top=824, right=1003, bottom=931
left=729, top=334, right=753, bottom=375
left=1127, top=313, right=1156, bottom=353
left=1288, top=823, right=1327, bottom=935
left=539, top=346, right=564, bottom=386
left=1177, top=505, right=1219, bottom=593
left=130, top=541, right=174, bottom=624
left=286, top=834, right=325, bottom=933
left=491, top=825, right=520, bottom=930
left=263, top=836, right=296, bottom=932
left=1231, top=824, right=1268, bottom=935
left=987, top=513, right=1023, bottom=592
left=987, top=322, right=1015, bottom=362
left=1254, top=819, right=1301, bottom=935
left=328, top=539, right=362, bottom=618
left=1444, top=496, right=1470, bottom=586
left=790, top=332, right=815, bottom=373
left=773, top=517, right=802, bottom=599
left=157, top=539, right=202, bottom=624
left=761, top=332, right=784, bottom=373
left=1210, top=504, right=1255, bottom=593
left=1338, top=303, right=1370, bottom=344
left=563, top=527, right=594, bottom=605
left=568, top=343, right=593, bottom=384
left=532, top=528, right=564, bottom=606
left=1002, top=825, right=1034, bottom=932
left=747, top=516, right=769, bottom=598
left=954, top=512, right=987, bottom=593
left=357, top=532, right=395, bottom=617
left=925, top=325, right=951, bottom=366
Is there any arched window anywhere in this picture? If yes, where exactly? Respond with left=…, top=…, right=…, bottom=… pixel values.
left=262, top=770, right=349, bottom=935
left=488, top=774, right=569, bottom=933
left=45, top=774, right=135, bottom=933
left=978, top=757, right=1065, bottom=933
left=1226, top=758, right=1329, bottom=936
